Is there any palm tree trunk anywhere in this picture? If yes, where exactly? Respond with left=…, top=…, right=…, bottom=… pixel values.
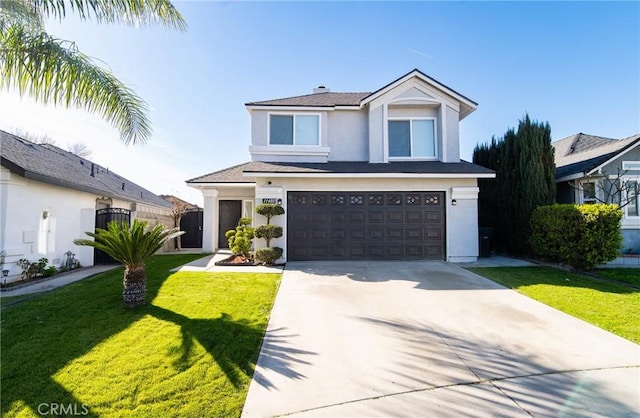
left=123, top=267, right=146, bottom=308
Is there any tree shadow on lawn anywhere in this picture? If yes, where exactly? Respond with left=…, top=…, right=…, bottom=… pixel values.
left=0, top=256, right=288, bottom=416
left=466, top=266, right=639, bottom=295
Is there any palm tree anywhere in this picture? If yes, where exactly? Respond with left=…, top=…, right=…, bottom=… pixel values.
left=0, top=0, right=186, bottom=145
left=74, top=219, right=183, bottom=308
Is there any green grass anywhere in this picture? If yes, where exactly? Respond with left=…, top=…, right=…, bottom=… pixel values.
left=1, top=254, right=281, bottom=417
left=467, top=266, right=640, bottom=344
left=595, top=268, right=640, bottom=287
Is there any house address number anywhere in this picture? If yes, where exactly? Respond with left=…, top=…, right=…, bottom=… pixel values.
left=262, top=198, right=282, bottom=205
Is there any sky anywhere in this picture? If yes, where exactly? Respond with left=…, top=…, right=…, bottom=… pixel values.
left=1, top=1, right=638, bottom=207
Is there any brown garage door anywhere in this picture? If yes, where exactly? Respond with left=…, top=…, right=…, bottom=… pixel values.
left=287, top=191, right=445, bottom=261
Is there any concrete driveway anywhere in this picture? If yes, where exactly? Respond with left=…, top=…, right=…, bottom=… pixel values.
left=242, top=261, right=640, bottom=417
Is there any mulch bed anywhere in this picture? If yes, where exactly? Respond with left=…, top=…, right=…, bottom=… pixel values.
left=214, top=255, right=258, bottom=267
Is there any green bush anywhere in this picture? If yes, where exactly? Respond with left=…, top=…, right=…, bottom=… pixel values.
left=255, top=224, right=283, bottom=247
left=254, top=247, right=283, bottom=265
left=255, top=204, right=285, bottom=220
left=225, top=217, right=254, bottom=258
left=530, top=204, right=623, bottom=270
left=530, top=204, right=582, bottom=261
left=254, top=204, right=285, bottom=265
left=43, top=266, right=58, bottom=278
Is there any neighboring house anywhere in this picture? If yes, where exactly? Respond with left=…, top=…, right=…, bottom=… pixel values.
left=553, top=132, right=640, bottom=252
left=188, top=69, right=495, bottom=262
left=0, top=130, right=173, bottom=283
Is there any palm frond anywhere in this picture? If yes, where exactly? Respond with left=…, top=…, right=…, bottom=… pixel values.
left=1, top=23, right=151, bottom=144
left=0, top=0, right=43, bottom=31
left=30, top=0, right=186, bottom=30
left=74, top=219, right=184, bottom=269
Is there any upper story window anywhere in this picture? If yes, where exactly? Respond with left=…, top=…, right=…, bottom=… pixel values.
left=388, top=118, right=436, bottom=158
left=269, top=114, right=319, bottom=146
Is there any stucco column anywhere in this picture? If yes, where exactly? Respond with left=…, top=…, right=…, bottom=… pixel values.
left=201, top=190, right=219, bottom=252
left=448, top=187, right=480, bottom=262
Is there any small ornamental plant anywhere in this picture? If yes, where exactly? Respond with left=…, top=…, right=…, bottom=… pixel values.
left=225, top=217, right=254, bottom=259
left=254, top=204, right=284, bottom=265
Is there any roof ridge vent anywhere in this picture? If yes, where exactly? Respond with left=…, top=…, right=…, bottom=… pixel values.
left=313, top=86, right=330, bottom=94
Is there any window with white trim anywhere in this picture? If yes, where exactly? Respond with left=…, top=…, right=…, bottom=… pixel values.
left=580, top=181, right=598, bottom=204
left=388, top=118, right=436, bottom=158
left=269, top=114, right=319, bottom=146
left=622, top=161, right=640, bottom=171
left=625, top=180, right=638, bottom=217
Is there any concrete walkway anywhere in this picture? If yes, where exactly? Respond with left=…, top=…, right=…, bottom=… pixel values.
left=242, top=261, right=639, bottom=417
left=0, top=265, right=118, bottom=297
left=170, top=250, right=284, bottom=274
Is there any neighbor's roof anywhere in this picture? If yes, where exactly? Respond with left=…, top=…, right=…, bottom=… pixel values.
left=552, top=132, right=640, bottom=179
left=0, top=130, right=171, bottom=208
left=246, top=69, right=477, bottom=118
left=187, top=160, right=494, bottom=184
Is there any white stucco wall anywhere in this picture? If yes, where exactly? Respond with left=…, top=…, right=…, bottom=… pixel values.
left=326, top=109, right=369, bottom=161
left=0, top=169, right=97, bottom=282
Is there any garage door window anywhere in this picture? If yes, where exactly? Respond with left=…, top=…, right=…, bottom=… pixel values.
left=388, top=119, right=436, bottom=159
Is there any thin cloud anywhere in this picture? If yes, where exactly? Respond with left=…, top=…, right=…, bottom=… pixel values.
left=408, top=48, right=437, bottom=61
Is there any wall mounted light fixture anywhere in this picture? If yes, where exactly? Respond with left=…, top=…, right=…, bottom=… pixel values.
left=451, top=199, right=457, bottom=206
left=42, top=210, right=50, bottom=219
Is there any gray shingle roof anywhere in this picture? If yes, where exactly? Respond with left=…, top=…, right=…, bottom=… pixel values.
left=552, top=132, right=640, bottom=178
left=0, top=130, right=171, bottom=208
left=246, top=92, right=371, bottom=107
left=245, top=69, right=478, bottom=111
left=187, top=160, right=494, bottom=183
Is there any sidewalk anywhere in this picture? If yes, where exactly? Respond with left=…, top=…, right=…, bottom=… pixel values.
left=0, top=265, right=119, bottom=297
left=170, top=250, right=285, bottom=274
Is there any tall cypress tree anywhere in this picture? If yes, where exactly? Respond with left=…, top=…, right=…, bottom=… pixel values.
left=474, top=115, right=556, bottom=255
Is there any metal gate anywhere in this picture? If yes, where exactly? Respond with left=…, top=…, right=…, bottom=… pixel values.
left=94, top=208, right=131, bottom=264
left=180, top=209, right=203, bottom=248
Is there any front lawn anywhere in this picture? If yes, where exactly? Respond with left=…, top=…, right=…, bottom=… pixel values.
left=595, top=268, right=640, bottom=287
left=1, top=254, right=281, bottom=417
left=467, top=266, right=640, bottom=344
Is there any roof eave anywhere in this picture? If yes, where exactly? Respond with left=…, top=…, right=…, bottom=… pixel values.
left=242, top=171, right=495, bottom=179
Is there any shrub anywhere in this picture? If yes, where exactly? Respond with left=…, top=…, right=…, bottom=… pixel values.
left=255, top=224, right=283, bottom=247
left=43, top=266, right=58, bottom=278
left=17, top=258, right=37, bottom=280
left=530, top=204, right=582, bottom=261
left=254, top=204, right=285, bottom=265
left=255, top=203, right=285, bottom=220
left=254, top=247, right=283, bottom=265
left=530, top=204, right=623, bottom=270
left=225, top=217, right=254, bottom=258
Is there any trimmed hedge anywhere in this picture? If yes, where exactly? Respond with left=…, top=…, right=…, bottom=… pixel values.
left=254, top=247, right=283, bottom=265
left=530, top=204, right=623, bottom=270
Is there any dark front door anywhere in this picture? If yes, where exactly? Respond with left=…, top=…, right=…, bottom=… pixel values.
left=287, top=191, right=445, bottom=261
left=218, top=200, right=242, bottom=249
left=180, top=209, right=203, bottom=248
left=94, top=208, right=131, bottom=264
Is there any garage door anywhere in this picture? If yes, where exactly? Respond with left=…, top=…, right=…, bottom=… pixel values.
left=287, top=191, right=445, bottom=261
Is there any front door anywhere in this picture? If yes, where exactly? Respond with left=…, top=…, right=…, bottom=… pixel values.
left=218, top=200, right=242, bottom=249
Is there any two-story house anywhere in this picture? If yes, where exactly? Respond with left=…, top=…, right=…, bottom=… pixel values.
left=187, top=69, right=495, bottom=262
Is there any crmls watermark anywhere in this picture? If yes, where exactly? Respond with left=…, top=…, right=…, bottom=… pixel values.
left=37, top=403, right=89, bottom=416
